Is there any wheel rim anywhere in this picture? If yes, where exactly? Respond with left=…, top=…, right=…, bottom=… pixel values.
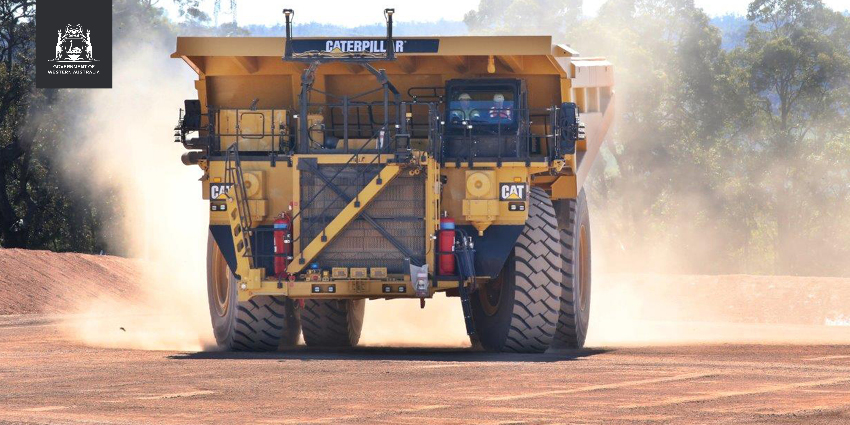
left=578, top=223, right=590, bottom=314
left=479, top=270, right=505, bottom=316
left=212, top=247, right=231, bottom=317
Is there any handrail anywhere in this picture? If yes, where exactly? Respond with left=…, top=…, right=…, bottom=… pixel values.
left=223, top=143, right=253, bottom=258
left=207, top=107, right=292, bottom=155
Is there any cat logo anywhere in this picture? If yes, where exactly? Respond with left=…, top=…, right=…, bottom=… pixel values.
left=210, top=183, right=232, bottom=200
left=324, top=39, right=405, bottom=53
left=499, top=183, right=527, bottom=201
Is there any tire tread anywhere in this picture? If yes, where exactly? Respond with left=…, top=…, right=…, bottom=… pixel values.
left=501, top=187, right=561, bottom=353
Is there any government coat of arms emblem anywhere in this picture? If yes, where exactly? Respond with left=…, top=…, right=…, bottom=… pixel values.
left=51, top=24, right=96, bottom=62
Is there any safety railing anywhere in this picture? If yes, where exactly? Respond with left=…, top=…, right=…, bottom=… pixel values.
left=206, top=107, right=293, bottom=156
left=223, top=143, right=253, bottom=258
left=305, top=101, right=444, bottom=156
left=407, top=86, right=445, bottom=103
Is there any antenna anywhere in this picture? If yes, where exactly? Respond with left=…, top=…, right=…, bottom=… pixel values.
left=385, top=8, right=395, bottom=60
left=213, top=0, right=238, bottom=26
left=283, top=8, right=397, bottom=62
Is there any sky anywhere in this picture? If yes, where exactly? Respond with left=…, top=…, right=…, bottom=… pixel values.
left=587, top=0, right=849, bottom=17
left=163, top=0, right=850, bottom=27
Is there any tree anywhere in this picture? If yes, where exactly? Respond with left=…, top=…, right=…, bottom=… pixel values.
left=0, top=0, right=39, bottom=248
left=0, top=0, right=172, bottom=252
left=566, top=0, right=753, bottom=273
left=464, top=0, right=582, bottom=37
left=737, top=0, right=850, bottom=274
left=173, top=0, right=210, bottom=25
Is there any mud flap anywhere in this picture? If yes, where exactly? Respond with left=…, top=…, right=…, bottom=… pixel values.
left=456, top=224, right=523, bottom=279
left=210, top=225, right=237, bottom=274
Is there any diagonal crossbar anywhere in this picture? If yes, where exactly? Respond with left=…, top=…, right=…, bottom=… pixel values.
left=288, top=162, right=402, bottom=274
left=299, top=159, right=417, bottom=261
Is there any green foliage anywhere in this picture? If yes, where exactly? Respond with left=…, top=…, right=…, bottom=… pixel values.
left=3, top=0, right=849, bottom=277
left=581, top=0, right=850, bottom=275
left=465, top=0, right=582, bottom=36
left=468, top=0, right=850, bottom=275
left=173, top=0, right=210, bottom=24
left=734, top=0, right=850, bottom=274
left=0, top=0, right=173, bottom=253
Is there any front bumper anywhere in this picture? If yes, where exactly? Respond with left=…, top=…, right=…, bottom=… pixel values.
left=237, top=277, right=461, bottom=302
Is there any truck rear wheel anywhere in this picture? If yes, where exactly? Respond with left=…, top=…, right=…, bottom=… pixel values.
left=470, top=187, right=560, bottom=353
left=552, top=189, right=592, bottom=348
left=301, top=299, right=365, bottom=347
left=207, top=232, right=301, bottom=351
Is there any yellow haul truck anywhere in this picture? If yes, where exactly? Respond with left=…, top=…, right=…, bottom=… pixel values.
left=173, top=9, right=613, bottom=353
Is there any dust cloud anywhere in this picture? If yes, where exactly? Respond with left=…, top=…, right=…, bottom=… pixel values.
left=360, top=294, right=470, bottom=347
left=558, top=8, right=850, bottom=347
left=585, top=273, right=850, bottom=346
left=55, top=36, right=215, bottom=351
left=579, top=129, right=850, bottom=346
left=52, top=6, right=850, bottom=352
left=48, top=28, right=474, bottom=351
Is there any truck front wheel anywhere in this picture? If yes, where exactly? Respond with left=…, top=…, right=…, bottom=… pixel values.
left=207, top=232, right=301, bottom=351
left=470, top=187, right=560, bottom=353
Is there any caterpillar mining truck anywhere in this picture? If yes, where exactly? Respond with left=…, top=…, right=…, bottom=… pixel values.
left=172, top=9, right=613, bottom=353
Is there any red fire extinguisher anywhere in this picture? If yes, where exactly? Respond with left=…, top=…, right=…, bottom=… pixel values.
left=273, top=213, right=292, bottom=279
left=438, top=216, right=456, bottom=275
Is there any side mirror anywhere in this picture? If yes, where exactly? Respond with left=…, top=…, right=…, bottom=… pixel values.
left=182, top=99, right=202, bottom=131
left=557, top=102, right=580, bottom=155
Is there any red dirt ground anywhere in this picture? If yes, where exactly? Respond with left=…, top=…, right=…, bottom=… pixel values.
left=0, top=248, right=138, bottom=315
left=3, top=248, right=850, bottom=424
left=4, top=247, right=849, bottom=326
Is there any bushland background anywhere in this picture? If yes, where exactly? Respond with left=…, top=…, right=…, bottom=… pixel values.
left=1, top=0, right=848, bottom=277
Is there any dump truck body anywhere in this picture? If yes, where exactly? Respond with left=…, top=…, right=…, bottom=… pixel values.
left=174, top=22, right=613, bottom=351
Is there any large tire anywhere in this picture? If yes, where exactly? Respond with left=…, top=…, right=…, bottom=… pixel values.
left=301, top=299, right=365, bottom=347
left=552, top=189, right=591, bottom=348
left=207, top=232, right=301, bottom=351
left=470, top=187, right=560, bottom=353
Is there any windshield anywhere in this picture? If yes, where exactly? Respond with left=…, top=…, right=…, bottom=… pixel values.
left=447, top=88, right=515, bottom=126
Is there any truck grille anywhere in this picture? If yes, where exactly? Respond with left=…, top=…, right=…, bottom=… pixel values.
left=299, top=164, right=426, bottom=273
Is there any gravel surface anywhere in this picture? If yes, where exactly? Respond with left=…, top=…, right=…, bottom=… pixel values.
left=1, top=316, right=850, bottom=424
left=3, top=248, right=850, bottom=424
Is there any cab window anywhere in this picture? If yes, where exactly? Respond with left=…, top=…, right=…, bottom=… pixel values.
left=447, top=87, right=516, bottom=128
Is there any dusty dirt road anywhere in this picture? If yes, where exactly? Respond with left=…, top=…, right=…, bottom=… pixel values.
left=3, top=248, right=850, bottom=424
left=1, top=315, right=850, bottom=425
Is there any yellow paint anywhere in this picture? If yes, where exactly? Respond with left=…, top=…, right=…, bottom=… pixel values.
left=463, top=170, right=498, bottom=235
left=421, top=155, right=440, bottom=274
left=225, top=191, right=253, bottom=278
left=350, top=268, right=368, bottom=279
left=178, top=35, right=615, bottom=301
left=217, top=109, right=287, bottom=152
left=237, top=276, right=460, bottom=302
